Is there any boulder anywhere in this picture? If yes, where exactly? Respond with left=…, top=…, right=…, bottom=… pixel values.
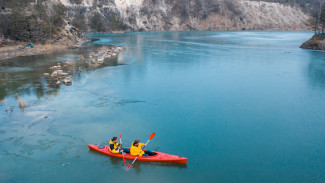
left=64, top=61, right=74, bottom=67
left=56, top=70, right=63, bottom=75
left=63, top=77, right=72, bottom=84
left=51, top=71, right=58, bottom=77
left=90, top=59, right=96, bottom=64
left=49, top=66, right=58, bottom=70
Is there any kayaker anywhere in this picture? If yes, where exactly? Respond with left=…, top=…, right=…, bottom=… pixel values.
left=109, top=137, right=130, bottom=154
left=130, top=139, right=157, bottom=157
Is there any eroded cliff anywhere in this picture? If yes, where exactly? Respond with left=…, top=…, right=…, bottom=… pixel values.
left=60, top=0, right=310, bottom=32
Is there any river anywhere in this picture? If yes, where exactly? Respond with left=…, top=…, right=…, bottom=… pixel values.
left=1, top=31, right=325, bottom=182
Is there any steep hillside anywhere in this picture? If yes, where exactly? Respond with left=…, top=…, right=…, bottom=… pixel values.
left=0, top=0, right=311, bottom=43
left=62, top=0, right=310, bottom=32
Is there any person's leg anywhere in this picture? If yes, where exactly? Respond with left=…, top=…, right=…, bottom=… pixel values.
left=144, top=150, right=157, bottom=156
left=119, top=148, right=130, bottom=154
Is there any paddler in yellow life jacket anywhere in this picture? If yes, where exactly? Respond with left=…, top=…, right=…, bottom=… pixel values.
left=109, top=137, right=130, bottom=154
left=130, top=139, right=157, bottom=157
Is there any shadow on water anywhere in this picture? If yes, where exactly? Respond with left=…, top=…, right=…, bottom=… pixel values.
left=307, top=51, right=325, bottom=89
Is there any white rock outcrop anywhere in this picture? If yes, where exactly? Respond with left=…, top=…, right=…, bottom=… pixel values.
left=57, top=0, right=310, bottom=31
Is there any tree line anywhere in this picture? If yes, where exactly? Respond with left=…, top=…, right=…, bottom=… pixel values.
left=1, top=0, right=324, bottom=42
left=0, top=0, right=66, bottom=42
left=313, top=0, right=325, bottom=34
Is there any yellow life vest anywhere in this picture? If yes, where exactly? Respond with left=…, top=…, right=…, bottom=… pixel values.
left=130, top=142, right=145, bottom=156
left=109, top=140, right=120, bottom=154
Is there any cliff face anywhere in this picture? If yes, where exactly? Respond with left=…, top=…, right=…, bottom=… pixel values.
left=59, top=0, right=311, bottom=32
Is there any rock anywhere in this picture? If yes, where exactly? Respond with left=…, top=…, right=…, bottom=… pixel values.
left=97, top=57, right=104, bottom=62
left=90, top=59, right=96, bottom=64
left=112, top=53, right=117, bottom=57
left=56, top=70, right=63, bottom=75
left=44, top=116, right=48, bottom=118
left=49, top=66, right=58, bottom=70
left=63, top=77, right=72, bottom=84
left=300, top=34, right=325, bottom=51
left=51, top=70, right=64, bottom=77
left=43, top=73, right=50, bottom=77
left=51, top=71, right=58, bottom=77
left=56, top=81, right=61, bottom=85
left=64, top=61, right=74, bottom=67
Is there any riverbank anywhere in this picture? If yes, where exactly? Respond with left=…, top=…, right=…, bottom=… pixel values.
left=0, top=35, right=87, bottom=60
left=0, top=43, right=69, bottom=60
left=300, top=33, right=325, bottom=50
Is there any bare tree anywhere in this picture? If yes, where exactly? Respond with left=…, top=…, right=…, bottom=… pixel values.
left=315, top=0, right=325, bottom=34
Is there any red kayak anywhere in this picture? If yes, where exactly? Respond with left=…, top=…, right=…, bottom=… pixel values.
left=88, top=144, right=187, bottom=164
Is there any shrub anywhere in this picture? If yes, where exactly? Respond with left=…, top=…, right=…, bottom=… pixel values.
left=69, top=0, right=83, bottom=4
left=89, top=13, right=106, bottom=32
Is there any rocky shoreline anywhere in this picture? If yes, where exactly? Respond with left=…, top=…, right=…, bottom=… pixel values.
left=300, top=34, right=325, bottom=51
left=42, top=46, right=125, bottom=87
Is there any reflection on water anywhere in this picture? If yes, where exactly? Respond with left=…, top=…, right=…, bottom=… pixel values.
left=0, top=46, right=125, bottom=101
left=307, top=51, right=325, bottom=89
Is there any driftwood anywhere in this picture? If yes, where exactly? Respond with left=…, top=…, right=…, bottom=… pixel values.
left=16, top=95, right=27, bottom=108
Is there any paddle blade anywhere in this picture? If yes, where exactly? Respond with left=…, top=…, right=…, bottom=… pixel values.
left=125, top=164, right=132, bottom=171
left=123, top=154, right=126, bottom=165
left=119, top=133, right=121, bottom=138
left=149, top=133, right=156, bottom=140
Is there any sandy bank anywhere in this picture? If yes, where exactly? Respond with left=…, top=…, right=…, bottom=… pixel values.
left=0, top=43, right=81, bottom=60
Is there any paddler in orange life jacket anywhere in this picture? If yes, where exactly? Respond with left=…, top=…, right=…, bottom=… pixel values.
left=130, top=139, right=157, bottom=157
left=109, top=137, right=130, bottom=154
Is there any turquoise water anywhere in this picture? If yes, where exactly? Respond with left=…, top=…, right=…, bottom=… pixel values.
left=1, top=31, right=325, bottom=182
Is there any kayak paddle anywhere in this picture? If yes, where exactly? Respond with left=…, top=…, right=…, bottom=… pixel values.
left=120, top=133, right=126, bottom=165
left=125, top=132, right=156, bottom=171
left=122, top=152, right=126, bottom=165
